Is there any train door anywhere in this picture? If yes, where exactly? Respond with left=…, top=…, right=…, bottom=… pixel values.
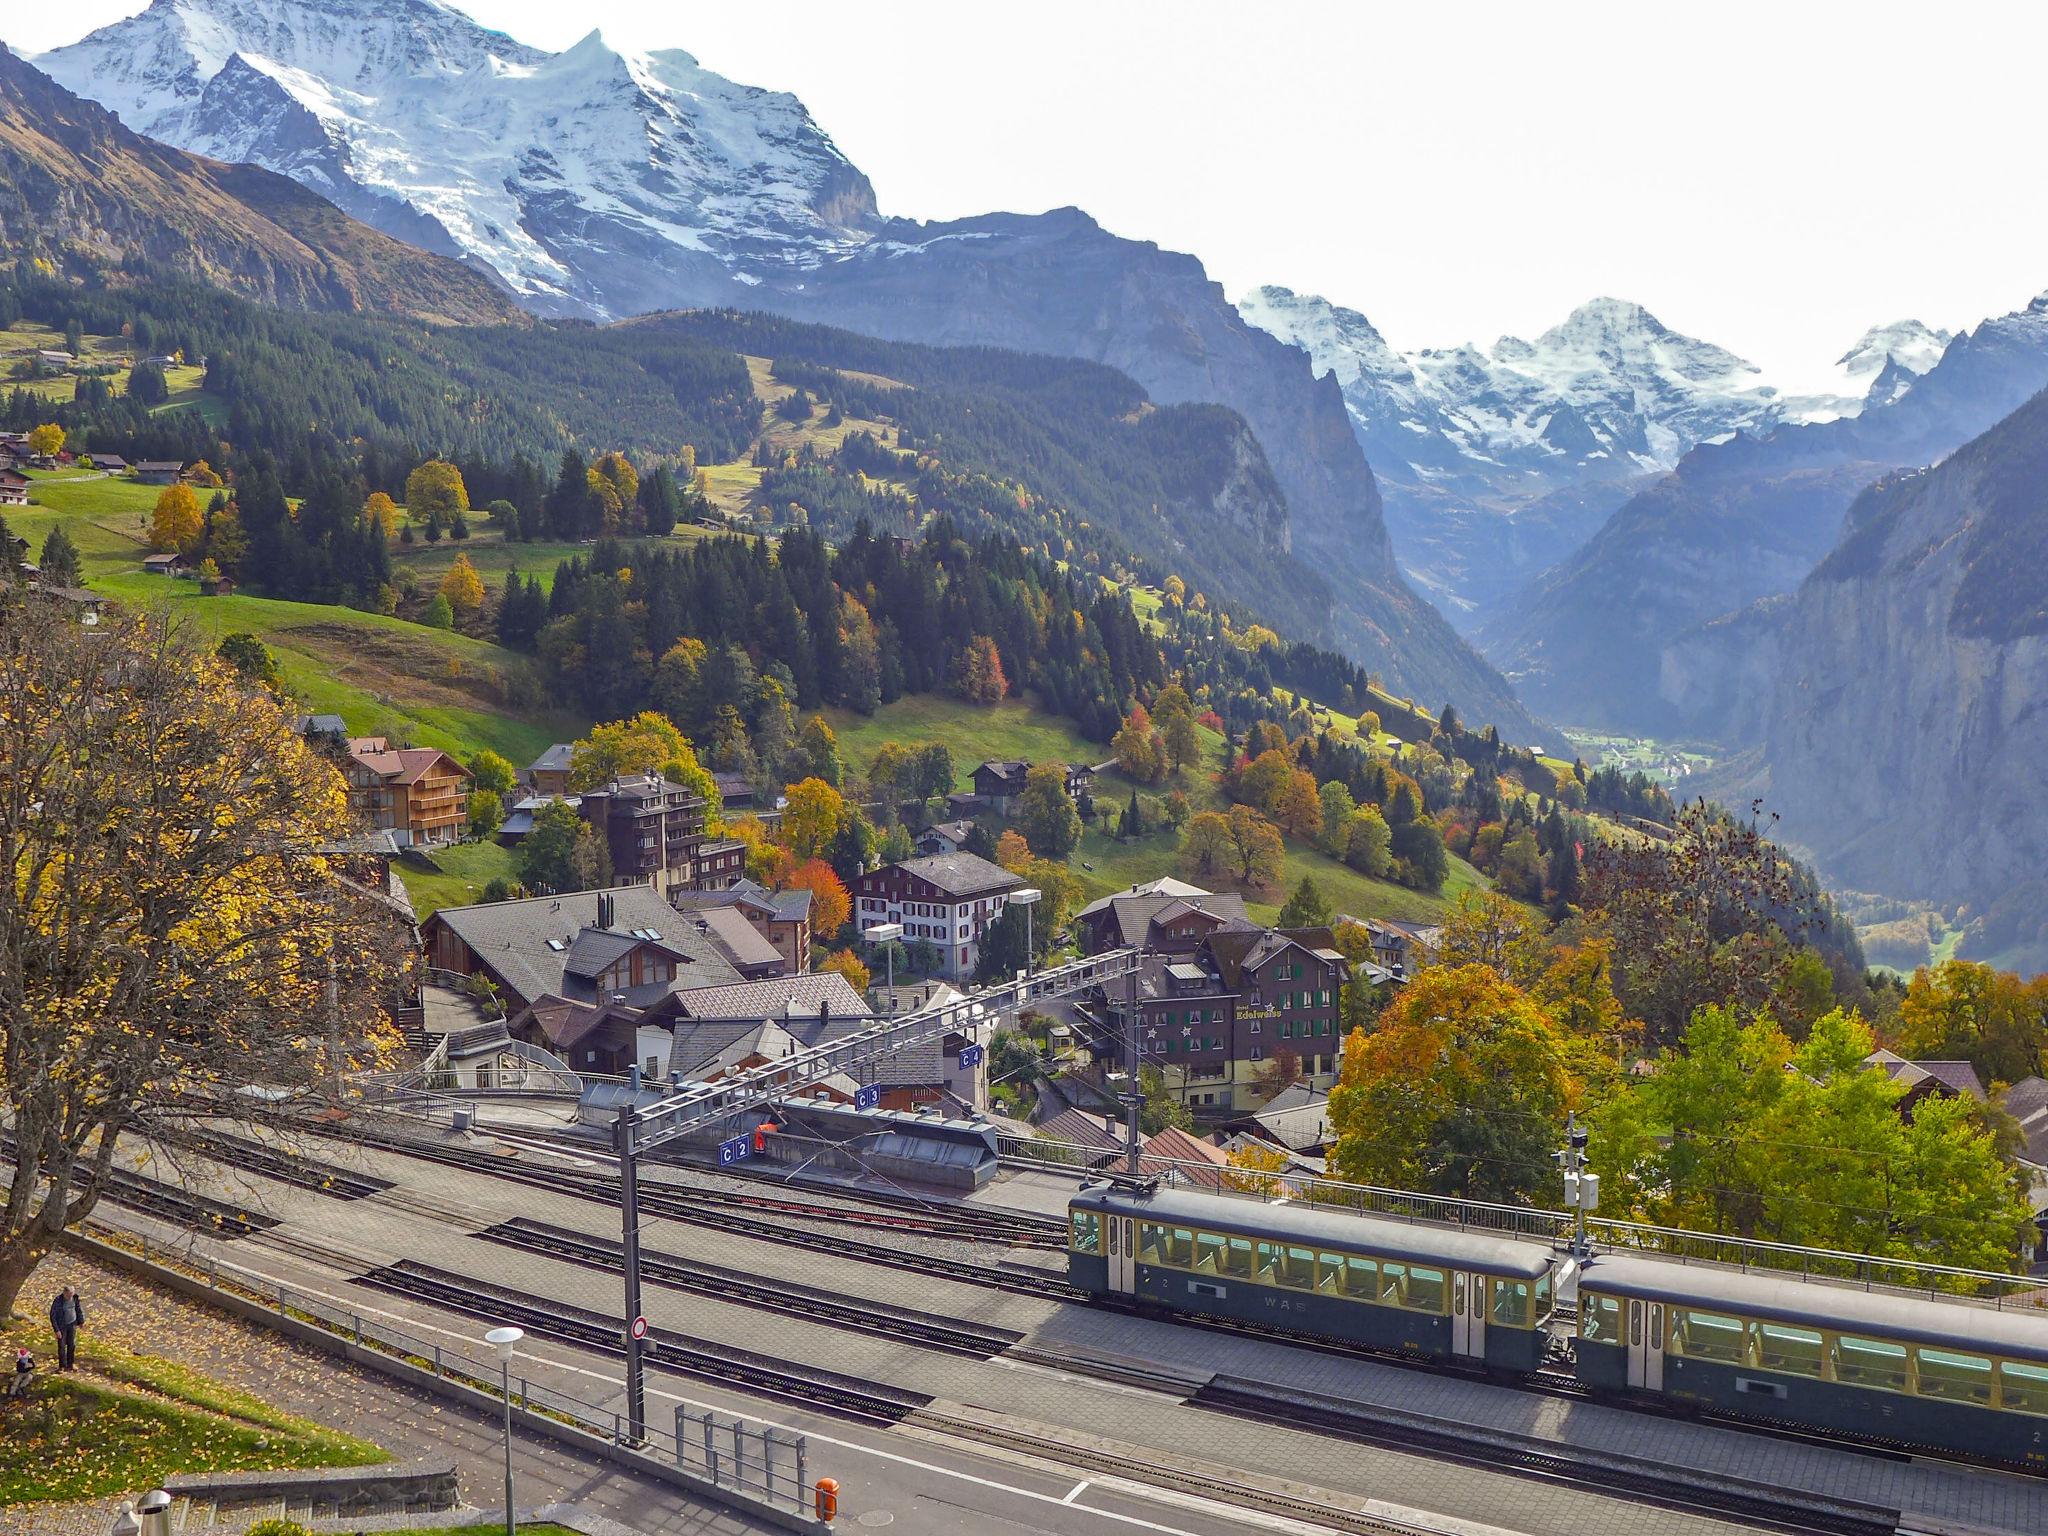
left=1452, top=1271, right=1487, bottom=1360
left=1107, top=1214, right=1137, bottom=1294
left=1625, top=1299, right=1666, bottom=1390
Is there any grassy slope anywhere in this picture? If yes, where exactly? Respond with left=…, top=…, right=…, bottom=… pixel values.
left=0, top=1317, right=384, bottom=1504
left=15, top=471, right=583, bottom=764
left=395, top=840, right=523, bottom=918
left=3, top=322, right=216, bottom=420
left=824, top=694, right=1484, bottom=923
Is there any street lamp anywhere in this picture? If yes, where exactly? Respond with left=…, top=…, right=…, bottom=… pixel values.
left=484, top=1325, right=524, bottom=1536
left=864, top=921, right=903, bottom=1007
left=1009, top=887, right=1041, bottom=979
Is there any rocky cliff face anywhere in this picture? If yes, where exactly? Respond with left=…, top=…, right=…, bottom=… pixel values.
left=0, top=44, right=516, bottom=323
left=1746, top=393, right=2048, bottom=963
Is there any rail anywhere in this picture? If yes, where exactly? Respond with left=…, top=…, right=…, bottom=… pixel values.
left=80, top=1222, right=818, bottom=1518
left=1003, top=1133, right=2047, bottom=1305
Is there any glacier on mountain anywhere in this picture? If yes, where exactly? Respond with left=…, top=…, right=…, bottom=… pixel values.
left=39, top=0, right=878, bottom=316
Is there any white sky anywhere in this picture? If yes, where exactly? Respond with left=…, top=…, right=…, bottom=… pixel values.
left=12, top=1, right=2047, bottom=388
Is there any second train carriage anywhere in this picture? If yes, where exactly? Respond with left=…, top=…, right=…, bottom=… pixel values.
left=1575, top=1252, right=2048, bottom=1466
left=1068, top=1181, right=1553, bottom=1371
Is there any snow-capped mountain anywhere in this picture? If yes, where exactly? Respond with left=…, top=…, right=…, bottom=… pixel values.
left=38, top=0, right=878, bottom=316
left=1236, top=285, right=1939, bottom=497
left=1238, top=285, right=1956, bottom=625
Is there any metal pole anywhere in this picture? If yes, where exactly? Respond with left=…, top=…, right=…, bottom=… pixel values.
left=1024, top=903, right=1033, bottom=979
left=501, top=1356, right=516, bottom=1536
left=615, top=1108, right=647, bottom=1442
left=1124, top=948, right=1142, bottom=1173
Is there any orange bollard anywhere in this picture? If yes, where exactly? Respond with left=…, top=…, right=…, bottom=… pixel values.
left=814, top=1477, right=840, bottom=1520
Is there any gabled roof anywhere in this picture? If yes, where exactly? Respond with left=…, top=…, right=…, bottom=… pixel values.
left=425, top=885, right=741, bottom=1010
left=688, top=905, right=784, bottom=971
left=873, top=852, right=1023, bottom=901
left=1036, top=1106, right=1122, bottom=1151
left=1076, top=886, right=1248, bottom=950
left=351, top=744, right=469, bottom=785
left=528, top=742, right=575, bottom=774
left=294, top=713, right=348, bottom=736
left=658, top=970, right=870, bottom=1025
left=1865, top=1050, right=1987, bottom=1103
left=1137, top=1126, right=1229, bottom=1188
left=1203, top=925, right=1341, bottom=990
left=917, top=819, right=976, bottom=848
left=562, top=926, right=685, bottom=980
left=975, top=759, right=1031, bottom=786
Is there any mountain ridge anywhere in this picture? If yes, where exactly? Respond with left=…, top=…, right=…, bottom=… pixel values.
left=0, top=40, right=517, bottom=324
left=36, top=0, right=1549, bottom=745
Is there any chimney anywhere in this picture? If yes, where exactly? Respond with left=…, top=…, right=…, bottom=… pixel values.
left=597, top=891, right=614, bottom=930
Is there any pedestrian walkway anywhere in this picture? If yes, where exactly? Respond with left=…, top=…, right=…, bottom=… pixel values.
left=0, top=1250, right=778, bottom=1536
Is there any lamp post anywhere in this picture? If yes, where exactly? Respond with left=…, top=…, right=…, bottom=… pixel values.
left=1009, top=887, right=1042, bottom=979
left=485, top=1325, right=524, bottom=1536
left=863, top=921, right=903, bottom=1007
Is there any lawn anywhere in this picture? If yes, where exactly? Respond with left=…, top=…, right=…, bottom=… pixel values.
left=0, top=1318, right=384, bottom=1505
left=12, top=471, right=584, bottom=765
left=395, top=840, right=524, bottom=918
left=392, top=533, right=589, bottom=596
left=823, top=695, right=1108, bottom=791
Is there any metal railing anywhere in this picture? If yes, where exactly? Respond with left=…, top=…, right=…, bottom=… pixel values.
left=1003, top=1133, right=2048, bottom=1305
left=86, top=1224, right=819, bottom=1516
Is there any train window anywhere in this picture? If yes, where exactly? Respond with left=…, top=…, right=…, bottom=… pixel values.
left=1380, top=1261, right=1406, bottom=1305
left=1916, top=1348, right=1995, bottom=1406
left=1834, top=1335, right=1909, bottom=1393
left=1194, top=1230, right=1227, bottom=1274
left=1168, top=1227, right=1196, bottom=1267
left=1344, top=1256, right=1378, bottom=1299
left=1491, top=1278, right=1530, bottom=1328
left=1317, top=1252, right=1344, bottom=1294
left=1753, top=1323, right=1824, bottom=1378
left=1670, top=1308, right=1745, bottom=1364
left=1628, top=1301, right=1641, bottom=1347
left=1225, top=1236, right=1254, bottom=1277
left=1284, top=1246, right=1318, bottom=1289
left=1255, top=1240, right=1283, bottom=1280
left=1998, top=1361, right=2048, bottom=1415
left=1454, top=1275, right=1465, bottom=1316
left=1580, top=1294, right=1621, bottom=1343
left=1108, top=1217, right=1119, bottom=1257
left=1649, top=1305, right=1663, bottom=1351
left=1071, top=1210, right=1101, bottom=1254
left=1407, top=1266, right=1446, bottom=1313
left=1138, top=1222, right=1166, bottom=1264
left=1533, top=1272, right=1554, bottom=1323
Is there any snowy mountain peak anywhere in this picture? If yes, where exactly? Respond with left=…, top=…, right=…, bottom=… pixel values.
left=1240, top=286, right=1797, bottom=496
left=40, top=0, right=878, bottom=317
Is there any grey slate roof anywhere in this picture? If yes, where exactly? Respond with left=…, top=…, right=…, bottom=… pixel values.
left=688, top=906, right=784, bottom=971
left=427, top=885, right=740, bottom=1009
left=884, top=851, right=1023, bottom=900
left=659, top=972, right=943, bottom=1087
left=1082, top=890, right=1249, bottom=949
left=664, top=971, right=869, bottom=1024
left=528, top=742, right=575, bottom=774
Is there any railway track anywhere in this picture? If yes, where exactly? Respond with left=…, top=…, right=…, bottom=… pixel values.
left=155, top=1123, right=395, bottom=1200
left=478, top=1216, right=1026, bottom=1360
left=1, top=1132, right=276, bottom=1239
left=1190, top=1383, right=1901, bottom=1536
left=356, top=1259, right=932, bottom=1426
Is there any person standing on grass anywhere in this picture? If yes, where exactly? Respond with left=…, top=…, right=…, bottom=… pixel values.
left=48, top=1286, right=85, bottom=1371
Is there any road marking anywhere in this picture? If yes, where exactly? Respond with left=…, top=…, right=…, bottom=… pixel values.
left=1063, top=1479, right=1093, bottom=1504
left=196, top=1250, right=1367, bottom=1536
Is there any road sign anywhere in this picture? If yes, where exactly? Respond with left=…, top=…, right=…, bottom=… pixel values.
left=957, top=1043, right=985, bottom=1069
left=630, top=1315, right=648, bottom=1341
left=853, top=1083, right=880, bottom=1111
left=717, top=1134, right=751, bottom=1165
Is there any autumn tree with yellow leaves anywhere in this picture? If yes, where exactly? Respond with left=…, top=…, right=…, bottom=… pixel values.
left=0, top=606, right=411, bottom=1316
left=439, top=551, right=485, bottom=616
left=149, top=482, right=203, bottom=554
